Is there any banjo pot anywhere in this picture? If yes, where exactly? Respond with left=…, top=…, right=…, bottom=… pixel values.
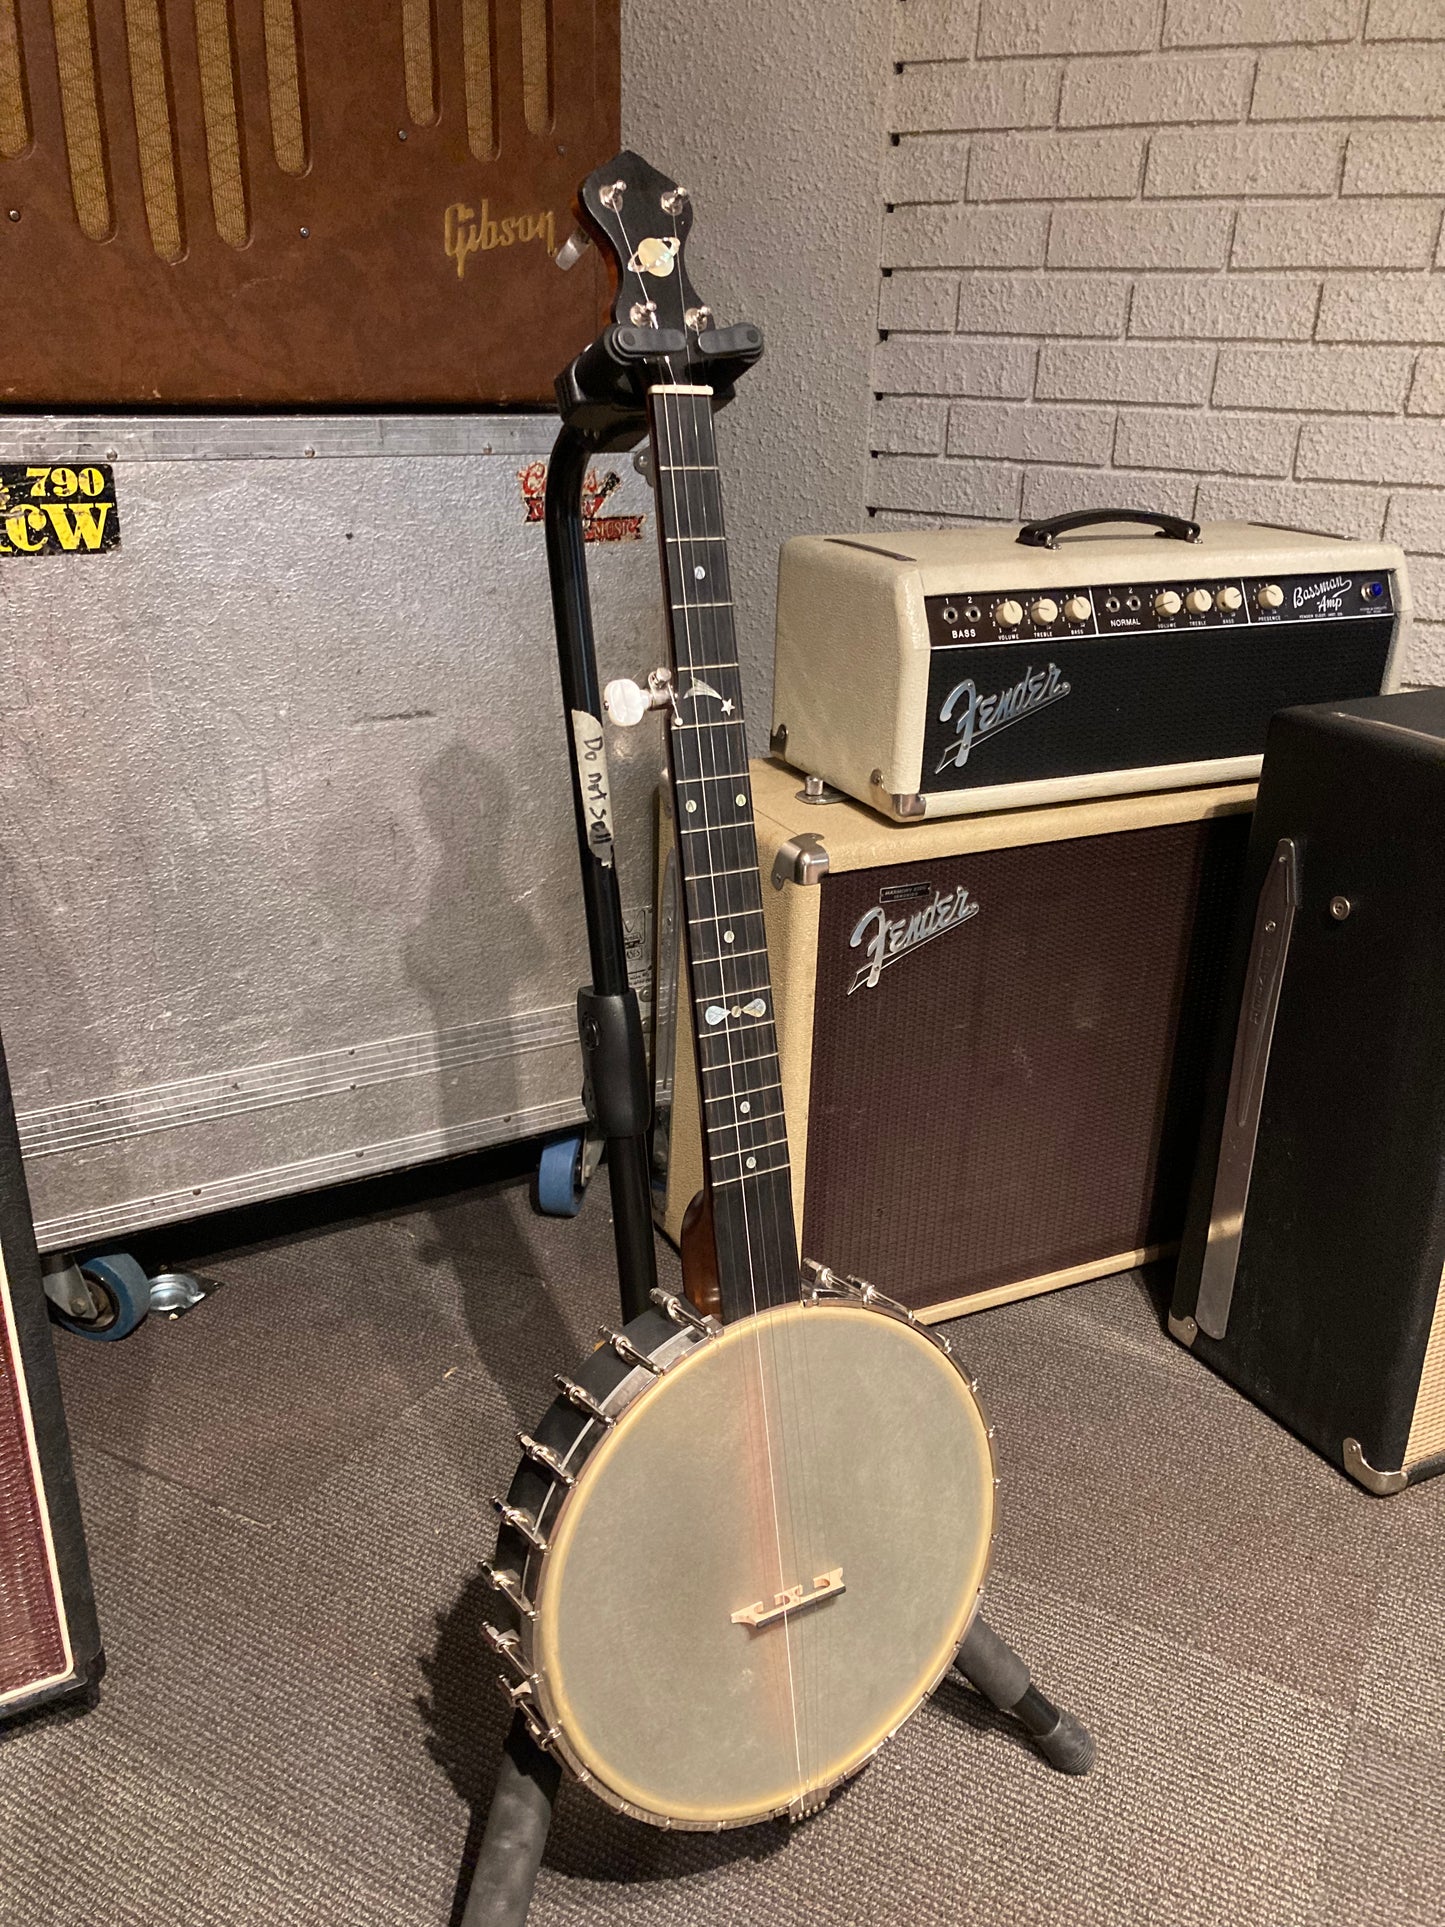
left=485, top=1270, right=996, bottom=1829
left=482, top=151, right=998, bottom=1833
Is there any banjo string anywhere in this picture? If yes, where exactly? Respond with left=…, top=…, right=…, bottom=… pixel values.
left=656, top=375, right=805, bottom=1791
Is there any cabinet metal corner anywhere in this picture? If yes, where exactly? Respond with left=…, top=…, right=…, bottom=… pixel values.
left=1342, top=1437, right=1408, bottom=1497
left=771, top=833, right=830, bottom=890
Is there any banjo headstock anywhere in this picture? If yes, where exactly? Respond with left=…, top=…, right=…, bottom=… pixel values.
left=575, top=151, right=713, bottom=364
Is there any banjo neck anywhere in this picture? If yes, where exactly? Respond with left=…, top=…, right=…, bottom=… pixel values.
left=648, top=382, right=799, bottom=1324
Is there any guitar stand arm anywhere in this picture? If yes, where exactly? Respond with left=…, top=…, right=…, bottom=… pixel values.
left=458, top=1712, right=562, bottom=1927
left=952, top=1614, right=1096, bottom=1776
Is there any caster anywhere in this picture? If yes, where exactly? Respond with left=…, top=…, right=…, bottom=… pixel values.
left=535, top=1130, right=603, bottom=1217
left=49, top=1252, right=152, bottom=1342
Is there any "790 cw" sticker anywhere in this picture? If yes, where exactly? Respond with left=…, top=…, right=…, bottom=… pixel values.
left=0, top=464, right=121, bottom=557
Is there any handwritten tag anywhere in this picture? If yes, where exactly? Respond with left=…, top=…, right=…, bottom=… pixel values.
left=570, top=711, right=615, bottom=869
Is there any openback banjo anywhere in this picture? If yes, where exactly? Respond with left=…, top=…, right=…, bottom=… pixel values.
left=482, top=154, right=998, bottom=1832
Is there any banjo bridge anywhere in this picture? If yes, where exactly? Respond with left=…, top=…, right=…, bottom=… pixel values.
left=731, top=1566, right=845, bottom=1629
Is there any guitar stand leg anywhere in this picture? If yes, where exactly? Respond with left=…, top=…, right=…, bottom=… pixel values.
left=951, top=1614, right=1096, bottom=1776
left=458, top=1713, right=562, bottom=1927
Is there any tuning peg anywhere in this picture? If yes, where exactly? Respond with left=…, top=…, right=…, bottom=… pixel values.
left=554, top=226, right=591, bottom=271
left=604, top=668, right=674, bottom=727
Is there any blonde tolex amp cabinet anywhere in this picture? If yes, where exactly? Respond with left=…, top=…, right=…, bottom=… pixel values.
left=656, top=759, right=1255, bottom=1321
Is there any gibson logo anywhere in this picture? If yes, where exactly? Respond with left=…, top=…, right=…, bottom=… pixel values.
left=445, top=201, right=557, bottom=279
left=848, top=884, right=979, bottom=994
left=936, top=663, right=1070, bottom=773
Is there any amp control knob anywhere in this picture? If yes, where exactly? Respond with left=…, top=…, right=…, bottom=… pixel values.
left=994, top=598, right=1024, bottom=628
left=1154, top=590, right=1182, bottom=618
left=1029, top=597, right=1059, bottom=625
left=1215, top=585, right=1243, bottom=613
left=1062, top=595, right=1092, bottom=625
left=1184, top=587, right=1213, bottom=616
left=1256, top=582, right=1284, bottom=610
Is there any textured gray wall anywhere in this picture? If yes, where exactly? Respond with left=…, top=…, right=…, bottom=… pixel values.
left=622, top=0, right=890, bottom=741
left=872, top=0, right=1445, bottom=684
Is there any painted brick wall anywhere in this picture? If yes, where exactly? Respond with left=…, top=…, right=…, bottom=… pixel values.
left=873, top=0, right=1445, bottom=682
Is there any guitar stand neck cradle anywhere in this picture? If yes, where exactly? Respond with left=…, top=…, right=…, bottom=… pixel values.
left=458, top=151, right=1096, bottom=1927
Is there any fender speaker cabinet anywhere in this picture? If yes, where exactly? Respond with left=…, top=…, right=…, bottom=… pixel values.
left=0, top=1031, right=101, bottom=1724
left=657, top=759, right=1255, bottom=1322
left=1171, top=688, right=1445, bottom=1495
left=0, top=0, right=618, bottom=403
left=771, top=512, right=1405, bottom=821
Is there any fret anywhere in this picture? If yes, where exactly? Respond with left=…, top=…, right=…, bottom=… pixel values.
left=655, top=462, right=719, bottom=472
left=666, top=533, right=727, bottom=544
left=687, top=905, right=764, bottom=926
left=710, top=1154, right=791, bottom=1188
left=708, top=1131, right=790, bottom=1156
left=696, top=1037, right=780, bottom=1072
left=705, top=1117, right=786, bottom=1140
left=691, top=942, right=767, bottom=965
left=673, top=769, right=753, bottom=791
left=704, top=1080, right=783, bottom=1105
left=704, top=1096, right=788, bottom=1134
left=680, top=874, right=765, bottom=928
left=706, top=1144, right=792, bottom=1182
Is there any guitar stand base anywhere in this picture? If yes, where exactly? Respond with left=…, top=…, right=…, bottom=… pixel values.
left=458, top=1712, right=561, bottom=1927
left=457, top=1615, right=1095, bottom=1927
left=951, top=1613, right=1097, bottom=1777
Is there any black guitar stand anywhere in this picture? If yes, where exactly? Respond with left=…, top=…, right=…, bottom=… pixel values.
left=457, top=326, right=1095, bottom=1927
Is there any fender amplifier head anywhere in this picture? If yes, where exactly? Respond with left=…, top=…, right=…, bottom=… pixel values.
left=1172, top=687, right=1445, bottom=1495
left=657, top=759, right=1254, bottom=1322
left=772, top=516, right=1406, bottom=822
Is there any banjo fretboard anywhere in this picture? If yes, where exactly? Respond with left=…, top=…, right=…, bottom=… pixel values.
left=649, top=383, right=799, bottom=1323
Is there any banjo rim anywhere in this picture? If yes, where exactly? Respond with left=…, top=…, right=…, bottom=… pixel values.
left=514, top=1294, right=997, bottom=1831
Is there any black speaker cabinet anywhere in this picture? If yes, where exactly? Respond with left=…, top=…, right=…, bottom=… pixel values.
left=0, top=1032, right=101, bottom=1722
left=1172, top=687, right=1445, bottom=1495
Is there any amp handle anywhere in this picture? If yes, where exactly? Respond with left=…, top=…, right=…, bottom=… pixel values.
left=1017, top=507, right=1202, bottom=550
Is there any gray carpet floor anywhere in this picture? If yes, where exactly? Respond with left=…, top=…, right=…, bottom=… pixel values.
left=2, top=1152, right=1442, bottom=1927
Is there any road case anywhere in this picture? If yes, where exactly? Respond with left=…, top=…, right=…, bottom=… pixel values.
left=0, top=414, right=658, bottom=1251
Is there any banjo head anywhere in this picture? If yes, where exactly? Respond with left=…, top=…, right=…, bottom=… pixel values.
left=523, top=1299, right=995, bottom=1829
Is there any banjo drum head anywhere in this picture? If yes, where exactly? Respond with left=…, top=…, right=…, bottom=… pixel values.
left=531, top=1298, right=995, bottom=1828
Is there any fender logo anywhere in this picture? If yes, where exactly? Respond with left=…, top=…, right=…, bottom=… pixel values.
left=849, top=884, right=979, bottom=994
left=445, top=201, right=558, bottom=279
left=935, top=663, right=1070, bottom=773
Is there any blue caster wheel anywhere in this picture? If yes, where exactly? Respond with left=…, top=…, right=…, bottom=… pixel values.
left=536, top=1133, right=587, bottom=1217
left=63, top=1253, right=151, bottom=1341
